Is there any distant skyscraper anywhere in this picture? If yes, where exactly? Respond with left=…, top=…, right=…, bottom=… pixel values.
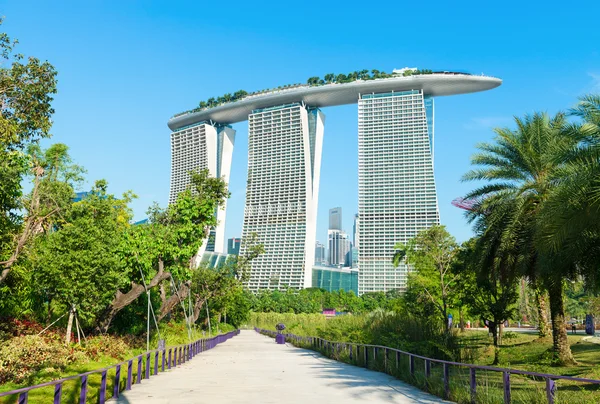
left=314, top=241, right=326, bottom=264
left=227, top=238, right=241, bottom=255
left=353, top=213, right=359, bottom=247
left=328, top=229, right=351, bottom=266
left=329, top=207, right=342, bottom=231
left=358, top=90, right=439, bottom=294
left=241, top=104, right=325, bottom=291
left=169, top=122, right=235, bottom=254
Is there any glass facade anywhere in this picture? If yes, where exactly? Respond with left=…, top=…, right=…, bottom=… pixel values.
left=312, top=267, right=359, bottom=295
left=358, top=90, right=439, bottom=294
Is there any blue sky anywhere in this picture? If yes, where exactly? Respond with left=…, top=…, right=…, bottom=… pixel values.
left=2, top=1, right=599, bottom=245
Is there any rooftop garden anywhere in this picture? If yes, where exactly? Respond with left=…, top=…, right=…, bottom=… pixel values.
left=172, top=68, right=456, bottom=118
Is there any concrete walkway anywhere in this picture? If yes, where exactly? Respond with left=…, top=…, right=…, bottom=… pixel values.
left=112, top=330, right=445, bottom=403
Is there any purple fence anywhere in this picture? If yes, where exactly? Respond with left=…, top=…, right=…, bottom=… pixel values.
left=0, top=330, right=239, bottom=404
left=255, top=328, right=600, bottom=403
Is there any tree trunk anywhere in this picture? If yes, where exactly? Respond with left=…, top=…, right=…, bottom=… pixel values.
left=157, top=281, right=190, bottom=321
left=0, top=166, right=48, bottom=284
left=190, top=296, right=207, bottom=324
left=94, top=260, right=170, bottom=334
left=521, top=278, right=530, bottom=323
left=548, top=281, right=576, bottom=365
left=535, top=289, right=551, bottom=338
left=46, top=296, right=53, bottom=325
left=65, top=307, right=74, bottom=344
left=490, top=321, right=500, bottom=365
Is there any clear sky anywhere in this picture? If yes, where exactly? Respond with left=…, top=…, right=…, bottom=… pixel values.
left=2, top=1, right=599, bottom=246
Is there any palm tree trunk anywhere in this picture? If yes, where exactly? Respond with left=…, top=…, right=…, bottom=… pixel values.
left=548, top=281, right=576, bottom=365
left=490, top=321, right=500, bottom=365
left=535, top=289, right=551, bottom=338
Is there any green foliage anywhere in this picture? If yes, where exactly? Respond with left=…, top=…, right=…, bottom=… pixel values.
left=394, top=225, right=460, bottom=333
left=461, top=111, right=589, bottom=364
left=0, top=335, right=82, bottom=384
left=0, top=20, right=59, bottom=285
left=174, top=67, right=446, bottom=117
left=32, top=180, right=130, bottom=326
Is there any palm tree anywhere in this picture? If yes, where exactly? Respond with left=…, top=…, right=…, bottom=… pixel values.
left=539, top=94, right=600, bottom=297
left=463, top=112, right=579, bottom=365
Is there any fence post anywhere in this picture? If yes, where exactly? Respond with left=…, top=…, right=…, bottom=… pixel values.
left=162, top=350, right=166, bottom=372
left=54, top=383, right=62, bottom=404
left=18, top=392, right=27, bottom=404
left=126, top=360, right=133, bottom=390
left=168, top=349, right=172, bottom=369
left=365, top=345, right=369, bottom=368
left=503, top=372, right=511, bottom=403
left=384, top=348, right=388, bottom=371
left=409, top=354, right=415, bottom=377
left=470, top=368, right=476, bottom=404
left=79, top=375, right=88, bottom=404
left=374, top=347, right=377, bottom=365
left=137, top=356, right=142, bottom=384
left=145, top=353, right=150, bottom=379
left=99, top=370, right=107, bottom=404
left=546, top=378, right=556, bottom=404
left=154, top=351, right=159, bottom=375
left=443, top=363, right=450, bottom=400
left=349, top=344, right=353, bottom=361
left=425, top=359, right=431, bottom=378
left=114, top=365, right=121, bottom=399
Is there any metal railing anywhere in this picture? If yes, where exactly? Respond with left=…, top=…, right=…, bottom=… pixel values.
left=255, top=328, right=600, bottom=404
left=0, top=330, right=239, bottom=404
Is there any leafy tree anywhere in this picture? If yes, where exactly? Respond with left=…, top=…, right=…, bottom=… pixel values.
left=462, top=112, right=581, bottom=364
left=95, top=169, right=229, bottom=333
left=32, top=180, right=132, bottom=342
left=394, top=225, right=460, bottom=335
left=0, top=19, right=58, bottom=284
left=306, top=76, right=320, bottom=86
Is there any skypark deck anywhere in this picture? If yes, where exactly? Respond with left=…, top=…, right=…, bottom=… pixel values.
left=167, top=73, right=501, bottom=130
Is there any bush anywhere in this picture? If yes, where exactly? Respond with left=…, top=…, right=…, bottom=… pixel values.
left=0, top=335, right=85, bottom=383
left=84, top=335, right=130, bottom=360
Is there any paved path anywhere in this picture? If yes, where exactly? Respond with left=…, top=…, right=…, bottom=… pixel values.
left=112, top=330, right=445, bottom=404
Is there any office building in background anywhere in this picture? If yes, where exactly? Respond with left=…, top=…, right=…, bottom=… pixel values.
left=227, top=238, right=241, bottom=255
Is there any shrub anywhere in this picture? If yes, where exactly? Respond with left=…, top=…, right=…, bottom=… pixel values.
left=84, top=335, right=129, bottom=360
left=0, top=335, right=83, bottom=383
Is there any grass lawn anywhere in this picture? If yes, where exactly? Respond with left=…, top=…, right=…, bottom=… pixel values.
left=453, top=330, right=600, bottom=403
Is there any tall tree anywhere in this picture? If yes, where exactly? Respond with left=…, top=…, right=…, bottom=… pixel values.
left=94, top=169, right=229, bottom=333
left=32, top=180, right=132, bottom=341
left=0, top=19, right=58, bottom=284
left=393, top=225, right=460, bottom=335
left=462, top=112, right=580, bottom=364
